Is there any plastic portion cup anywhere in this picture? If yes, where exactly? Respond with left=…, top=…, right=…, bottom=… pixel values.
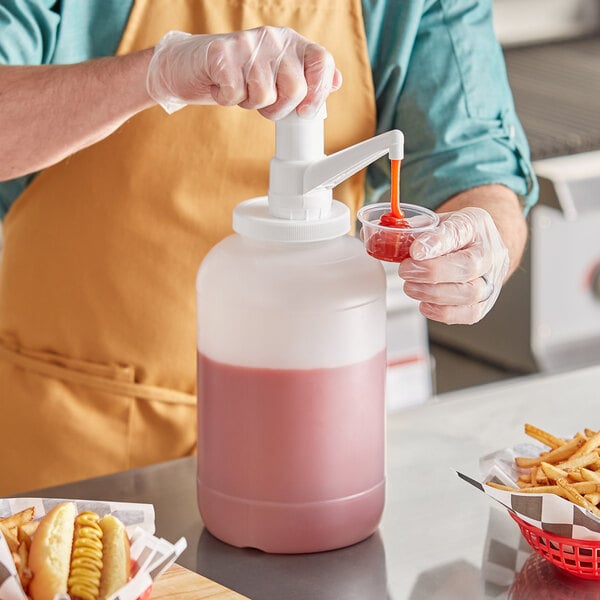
left=357, top=202, right=439, bottom=263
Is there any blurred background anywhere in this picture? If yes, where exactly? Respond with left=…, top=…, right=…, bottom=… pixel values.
left=387, top=0, right=600, bottom=408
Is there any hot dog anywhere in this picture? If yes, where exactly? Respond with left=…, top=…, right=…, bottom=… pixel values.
left=28, top=502, right=130, bottom=600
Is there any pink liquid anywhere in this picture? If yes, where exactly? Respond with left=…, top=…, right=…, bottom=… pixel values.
left=197, top=351, right=386, bottom=554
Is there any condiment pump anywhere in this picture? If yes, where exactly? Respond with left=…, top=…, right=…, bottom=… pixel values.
left=196, top=108, right=404, bottom=554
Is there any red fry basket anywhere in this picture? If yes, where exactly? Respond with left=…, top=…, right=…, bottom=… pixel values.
left=130, top=559, right=152, bottom=600
left=508, top=553, right=600, bottom=599
left=510, top=512, right=600, bottom=580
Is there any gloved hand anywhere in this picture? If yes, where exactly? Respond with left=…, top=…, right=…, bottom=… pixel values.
left=146, top=26, right=341, bottom=118
left=398, top=207, right=510, bottom=325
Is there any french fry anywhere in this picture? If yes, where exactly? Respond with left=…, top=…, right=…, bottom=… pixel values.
left=486, top=481, right=523, bottom=492
left=585, top=493, right=600, bottom=506
left=558, top=452, right=600, bottom=471
left=486, top=480, right=600, bottom=496
left=524, top=423, right=564, bottom=449
left=515, top=436, right=584, bottom=468
left=19, top=520, right=38, bottom=538
left=572, top=431, right=600, bottom=458
left=567, top=470, right=584, bottom=482
left=581, top=467, right=600, bottom=483
left=15, top=541, right=32, bottom=590
left=531, top=465, right=539, bottom=486
left=540, top=461, right=568, bottom=482
left=0, top=507, right=35, bottom=532
left=11, top=549, right=22, bottom=571
left=523, top=466, right=548, bottom=486
left=17, top=525, right=32, bottom=549
left=557, top=478, right=600, bottom=518
left=517, top=480, right=533, bottom=488
left=0, top=522, right=19, bottom=552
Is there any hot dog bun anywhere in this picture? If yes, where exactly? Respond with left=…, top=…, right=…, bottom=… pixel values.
left=27, top=502, right=131, bottom=600
left=99, top=514, right=131, bottom=599
left=28, top=501, right=77, bottom=600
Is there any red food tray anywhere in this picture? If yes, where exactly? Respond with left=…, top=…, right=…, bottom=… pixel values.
left=511, top=512, right=600, bottom=580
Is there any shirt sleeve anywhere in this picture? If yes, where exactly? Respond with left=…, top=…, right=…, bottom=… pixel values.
left=0, top=0, right=60, bottom=65
left=364, top=0, right=538, bottom=214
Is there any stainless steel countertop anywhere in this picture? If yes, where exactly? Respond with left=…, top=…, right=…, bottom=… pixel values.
left=19, top=364, right=600, bottom=599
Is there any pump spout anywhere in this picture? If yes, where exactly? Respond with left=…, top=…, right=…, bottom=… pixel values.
left=267, top=108, right=404, bottom=221
left=303, top=130, right=404, bottom=195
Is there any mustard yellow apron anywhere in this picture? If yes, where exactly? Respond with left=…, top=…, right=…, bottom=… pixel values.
left=0, top=0, right=376, bottom=494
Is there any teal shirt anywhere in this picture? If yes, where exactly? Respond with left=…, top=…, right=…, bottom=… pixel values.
left=0, top=0, right=538, bottom=219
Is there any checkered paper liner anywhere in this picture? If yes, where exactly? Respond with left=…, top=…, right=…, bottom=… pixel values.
left=0, top=498, right=187, bottom=600
left=456, top=442, right=600, bottom=541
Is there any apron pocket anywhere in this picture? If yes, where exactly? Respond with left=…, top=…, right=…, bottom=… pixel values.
left=0, top=341, right=195, bottom=495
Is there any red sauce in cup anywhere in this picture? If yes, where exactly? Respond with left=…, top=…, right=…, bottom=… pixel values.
left=367, top=159, right=414, bottom=261
left=364, top=229, right=416, bottom=262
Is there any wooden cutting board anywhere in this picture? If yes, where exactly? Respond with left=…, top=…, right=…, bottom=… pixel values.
left=150, top=563, right=251, bottom=599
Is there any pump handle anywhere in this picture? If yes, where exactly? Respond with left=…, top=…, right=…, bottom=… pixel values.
left=303, top=130, right=404, bottom=194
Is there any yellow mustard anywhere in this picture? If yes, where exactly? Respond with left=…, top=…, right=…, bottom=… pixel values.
left=68, top=511, right=104, bottom=600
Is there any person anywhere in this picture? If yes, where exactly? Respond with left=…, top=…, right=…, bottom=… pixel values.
left=0, top=0, right=537, bottom=494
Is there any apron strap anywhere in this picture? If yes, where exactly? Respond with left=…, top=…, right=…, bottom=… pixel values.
left=0, top=342, right=196, bottom=405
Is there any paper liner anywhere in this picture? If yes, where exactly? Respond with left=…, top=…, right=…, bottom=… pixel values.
left=0, top=498, right=187, bottom=600
left=457, top=442, right=600, bottom=541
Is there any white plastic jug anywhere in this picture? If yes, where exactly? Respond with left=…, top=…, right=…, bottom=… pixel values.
left=196, top=109, right=403, bottom=553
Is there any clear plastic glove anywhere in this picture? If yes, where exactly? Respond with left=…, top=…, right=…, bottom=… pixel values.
left=398, top=207, right=510, bottom=325
left=146, top=27, right=341, bottom=118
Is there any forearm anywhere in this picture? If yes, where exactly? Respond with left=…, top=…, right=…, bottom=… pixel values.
left=0, top=49, right=155, bottom=182
left=436, top=184, right=528, bottom=279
